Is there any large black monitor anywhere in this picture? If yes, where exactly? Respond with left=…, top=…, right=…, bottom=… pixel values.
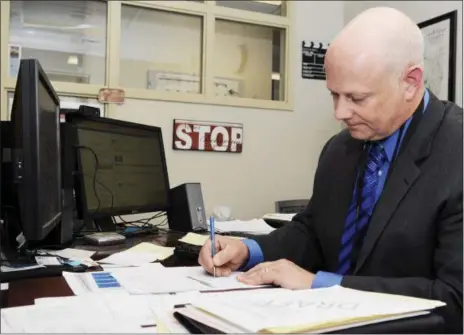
left=67, top=116, right=170, bottom=231
left=3, top=59, right=63, bottom=244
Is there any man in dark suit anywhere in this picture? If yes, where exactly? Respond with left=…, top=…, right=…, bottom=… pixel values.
left=198, top=6, right=462, bottom=333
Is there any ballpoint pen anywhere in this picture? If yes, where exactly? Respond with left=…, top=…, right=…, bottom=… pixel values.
left=209, top=216, right=216, bottom=277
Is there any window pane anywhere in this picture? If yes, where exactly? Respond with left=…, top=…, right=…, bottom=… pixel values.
left=8, top=92, right=103, bottom=119
left=216, top=0, right=286, bottom=16
left=214, top=20, right=285, bottom=101
left=8, top=0, right=107, bottom=85
left=120, top=5, right=203, bottom=93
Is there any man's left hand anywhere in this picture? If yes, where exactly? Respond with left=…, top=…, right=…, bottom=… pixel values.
left=237, top=259, right=315, bottom=289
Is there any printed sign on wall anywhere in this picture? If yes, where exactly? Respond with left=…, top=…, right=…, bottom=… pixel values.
left=173, top=119, right=243, bottom=153
left=301, top=41, right=328, bottom=80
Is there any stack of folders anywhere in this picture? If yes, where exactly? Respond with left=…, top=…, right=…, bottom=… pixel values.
left=172, top=286, right=445, bottom=333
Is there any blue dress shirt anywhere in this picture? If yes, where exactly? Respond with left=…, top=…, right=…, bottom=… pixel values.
left=242, top=90, right=431, bottom=287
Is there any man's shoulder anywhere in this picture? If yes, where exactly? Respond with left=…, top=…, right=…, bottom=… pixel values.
left=432, top=100, right=463, bottom=151
left=441, top=100, right=463, bottom=134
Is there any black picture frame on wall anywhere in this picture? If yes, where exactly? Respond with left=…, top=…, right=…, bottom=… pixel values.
left=418, top=10, right=457, bottom=102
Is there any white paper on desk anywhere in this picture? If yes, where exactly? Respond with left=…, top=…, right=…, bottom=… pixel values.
left=40, top=248, right=95, bottom=260
left=212, top=219, right=275, bottom=234
left=98, top=250, right=159, bottom=267
left=111, top=265, right=206, bottom=295
left=2, top=291, right=158, bottom=333
left=34, top=292, right=158, bottom=328
left=35, top=256, right=62, bottom=266
left=175, top=266, right=269, bottom=291
left=62, top=271, right=125, bottom=296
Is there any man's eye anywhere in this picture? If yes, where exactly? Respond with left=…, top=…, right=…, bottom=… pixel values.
left=351, top=97, right=364, bottom=104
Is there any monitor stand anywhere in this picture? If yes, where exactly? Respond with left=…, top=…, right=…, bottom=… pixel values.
left=93, top=217, right=116, bottom=232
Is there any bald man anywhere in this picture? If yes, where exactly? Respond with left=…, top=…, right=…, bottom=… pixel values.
left=198, top=7, right=462, bottom=332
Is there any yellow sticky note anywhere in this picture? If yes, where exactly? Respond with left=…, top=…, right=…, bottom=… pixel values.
left=178, top=233, right=209, bottom=246
left=178, top=232, right=244, bottom=246
left=127, top=242, right=175, bottom=260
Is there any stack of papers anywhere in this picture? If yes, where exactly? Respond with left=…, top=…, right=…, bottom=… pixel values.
left=211, top=219, right=275, bottom=235
left=178, top=233, right=243, bottom=246
left=1, top=292, right=157, bottom=333
left=174, top=286, right=446, bottom=333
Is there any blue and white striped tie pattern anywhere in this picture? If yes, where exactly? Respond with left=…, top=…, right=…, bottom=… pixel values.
left=336, top=143, right=387, bottom=275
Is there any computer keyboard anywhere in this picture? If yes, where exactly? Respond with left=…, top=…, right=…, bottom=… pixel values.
left=0, top=263, right=87, bottom=283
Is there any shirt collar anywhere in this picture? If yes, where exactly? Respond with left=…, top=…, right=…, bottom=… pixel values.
left=378, top=89, right=430, bottom=162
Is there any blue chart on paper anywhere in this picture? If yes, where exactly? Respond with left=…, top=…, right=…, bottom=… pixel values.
left=91, top=272, right=121, bottom=289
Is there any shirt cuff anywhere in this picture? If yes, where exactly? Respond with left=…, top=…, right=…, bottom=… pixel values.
left=311, top=271, right=343, bottom=289
left=239, top=239, right=264, bottom=271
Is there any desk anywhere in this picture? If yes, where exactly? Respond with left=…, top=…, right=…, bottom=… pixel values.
left=2, top=229, right=446, bottom=334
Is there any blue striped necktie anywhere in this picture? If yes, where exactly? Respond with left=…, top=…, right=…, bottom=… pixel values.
left=336, top=143, right=387, bottom=275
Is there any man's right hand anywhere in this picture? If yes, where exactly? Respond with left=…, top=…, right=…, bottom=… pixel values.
left=198, top=236, right=249, bottom=277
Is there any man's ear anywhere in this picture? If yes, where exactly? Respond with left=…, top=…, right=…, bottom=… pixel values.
left=403, top=65, right=424, bottom=101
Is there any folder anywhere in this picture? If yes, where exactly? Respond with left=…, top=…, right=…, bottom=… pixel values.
left=171, top=286, right=445, bottom=334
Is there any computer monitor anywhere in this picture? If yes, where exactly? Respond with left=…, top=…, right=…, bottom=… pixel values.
left=67, top=115, right=170, bottom=231
left=2, top=59, right=63, bottom=245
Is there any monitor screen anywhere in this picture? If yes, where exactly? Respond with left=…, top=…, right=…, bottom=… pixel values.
left=74, top=118, right=170, bottom=217
left=37, top=76, right=62, bottom=229
left=9, top=59, right=62, bottom=241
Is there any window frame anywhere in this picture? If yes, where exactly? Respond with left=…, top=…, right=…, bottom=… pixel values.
left=0, top=0, right=293, bottom=120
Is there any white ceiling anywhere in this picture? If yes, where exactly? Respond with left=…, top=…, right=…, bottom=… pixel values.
left=216, top=0, right=283, bottom=15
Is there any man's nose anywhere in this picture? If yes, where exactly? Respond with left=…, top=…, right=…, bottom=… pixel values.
left=334, top=100, right=353, bottom=121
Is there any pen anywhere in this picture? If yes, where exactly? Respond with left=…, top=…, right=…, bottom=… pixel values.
left=209, top=216, right=216, bottom=277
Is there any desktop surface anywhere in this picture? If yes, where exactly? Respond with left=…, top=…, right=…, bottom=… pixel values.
left=2, top=228, right=447, bottom=334
left=4, top=276, right=445, bottom=334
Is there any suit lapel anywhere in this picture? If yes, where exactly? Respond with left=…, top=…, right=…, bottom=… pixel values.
left=354, top=92, right=446, bottom=273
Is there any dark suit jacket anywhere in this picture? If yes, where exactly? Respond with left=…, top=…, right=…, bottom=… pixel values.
left=253, top=92, right=463, bottom=333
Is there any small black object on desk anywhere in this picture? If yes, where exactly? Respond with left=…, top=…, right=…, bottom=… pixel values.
left=0, top=263, right=87, bottom=283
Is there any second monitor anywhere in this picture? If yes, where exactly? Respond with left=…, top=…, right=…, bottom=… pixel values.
left=67, top=115, right=170, bottom=231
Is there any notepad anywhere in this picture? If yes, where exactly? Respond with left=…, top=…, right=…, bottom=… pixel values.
left=127, top=242, right=175, bottom=260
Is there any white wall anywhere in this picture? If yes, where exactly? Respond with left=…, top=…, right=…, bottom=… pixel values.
left=344, top=1, right=463, bottom=107
left=111, top=1, right=345, bottom=220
